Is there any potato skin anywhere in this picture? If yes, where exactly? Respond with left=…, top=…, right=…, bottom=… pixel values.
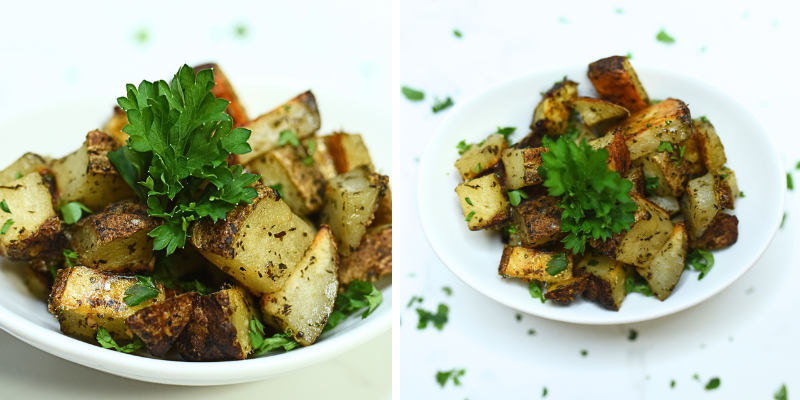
left=544, top=275, right=589, bottom=305
left=325, top=132, right=375, bottom=174
left=607, top=98, right=693, bottom=161
left=531, top=80, right=579, bottom=135
left=690, top=212, right=738, bottom=250
left=498, top=245, right=573, bottom=283
left=575, top=254, right=628, bottom=311
left=248, top=144, right=326, bottom=216
left=338, top=226, right=392, bottom=287
left=513, top=196, right=563, bottom=246
left=125, top=292, right=198, bottom=357
left=587, top=56, right=649, bottom=112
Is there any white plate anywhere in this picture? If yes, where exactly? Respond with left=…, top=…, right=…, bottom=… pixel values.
left=417, top=64, right=783, bottom=325
left=0, top=79, right=391, bottom=385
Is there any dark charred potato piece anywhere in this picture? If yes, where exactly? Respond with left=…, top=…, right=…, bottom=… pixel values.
left=454, top=134, right=508, bottom=181
left=633, top=146, right=690, bottom=197
left=238, top=91, right=321, bottom=164
left=0, top=172, right=66, bottom=261
left=0, top=152, right=48, bottom=185
left=606, top=99, right=693, bottom=160
left=324, top=132, right=375, bottom=174
left=589, top=132, right=631, bottom=176
left=512, top=196, right=562, bottom=246
left=194, top=63, right=249, bottom=126
left=690, top=213, right=738, bottom=250
left=71, top=200, right=159, bottom=273
left=693, top=118, right=727, bottom=171
left=48, top=266, right=165, bottom=340
left=191, top=185, right=315, bottom=295
left=587, top=56, right=649, bottom=112
left=260, top=226, right=338, bottom=346
left=531, top=80, right=579, bottom=135
left=247, top=145, right=326, bottom=216
left=455, top=174, right=509, bottom=231
left=502, top=147, right=547, bottom=190
left=636, top=222, right=688, bottom=301
left=567, top=97, right=630, bottom=126
left=339, top=225, right=392, bottom=287
left=498, top=245, right=573, bottom=283
left=50, top=130, right=135, bottom=210
left=575, top=252, right=628, bottom=311
left=125, top=292, right=199, bottom=357
left=544, top=275, right=589, bottom=305
left=176, top=285, right=258, bottom=361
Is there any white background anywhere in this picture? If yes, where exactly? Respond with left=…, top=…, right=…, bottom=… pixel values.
left=0, top=1, right=390, bottom=398
left=396, top=0, right=800, bottom=399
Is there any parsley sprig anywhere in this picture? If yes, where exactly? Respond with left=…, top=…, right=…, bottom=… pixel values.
left=96, top=326, right=144, bottom=353
left=123, top=275, right=161, bottom=307
left=436, top=369, right=465, bottom=387
left=417, top=304, right=449, bottom=330
left=686, top=249, right=714, bottom=280
left=249, top=317, right=300, bottom=356
left=323, top=280, right=383, bottom=332
left=108, top=65, right=260, bottom=255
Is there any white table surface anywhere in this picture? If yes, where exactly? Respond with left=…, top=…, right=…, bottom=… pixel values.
left=396, top=0, right=800, bottom=398
left=0, top=1, right=391, bottom=398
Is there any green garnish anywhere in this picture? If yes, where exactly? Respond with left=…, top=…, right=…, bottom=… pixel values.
left=686, top=249, right=714, bottom=280
left=150, top=254, right=215, bottom=295
left=508, top=225, right=518, bottom=234
left=625, top=277, right=653, bottom=296
left=628, top=329, right=638, bottom=341
left=475, top=162, right=482, bottom=174
left=407, top=296, right=423, bottom=308
left=787, top=173, right=793, bottom=190
left=581, top=350, right=588, bottom=356
left=529, top=281, right=545, bottom=303
left=650, top=99, right=663, bottom=104
left=625, top=52, right=632, bottom=59
left=123, top=275, right=161, bottom=307
left=304, top=139, right=316, bottom=165
left=671, top=380, right=675, bottom=388
left=417, top=304, right=449, bottom=330
left=63, top=249, right=78, bottom=267
left=782, top=213, right=787, bottom=228
left=672, top=145, right=686, bottom=165
left=656, top=29, right=675, bottom=44
left=496, top=126, right=516, bottom=141
left=515, top=313, right=522, bottom=321
left=108, top=65, right=259, bottom=256
left=507, top=189, right=529, bottom=206
left=453, top=29, right=462, bottom=38
left=465, top=197, right=473, bottom=206
left=436, top=369, right=465, bottom=387
left=2, top=219, right=16, bottom=234
left=14, top=172, right=23, bottom=180
left=588, top=259, right=599, bottom=266
left=645, top=177, right=660, bottom=195
left=442, top=287, right=452, bottom=296
left=700, top=116, right=709, bottom=123
left=719, top=174, right=729, bottom=180
left=739, top=191, right=745, bottom=198
left=705, top=377, right=720, bottom=390
left=545, top=253, right=568, bottom=276
left=657, top=141, right=674, bottom=153
left=539, top=135, right=636, bottom=254
left=59, top=201, right=92, bottom=225
left=465, top=211, right=475, bottom=222
left=543, top=387, right=548, bottom=397
left=96, top=326, right=144, bottom=353
left=775, top=384, right=787, bottom=400
left=278, top=130, right=299, bottom=147
left=456, top=140, right=472, bottom=155
left=432, top=97, right=454, bottom=113
left=269, top=183, right=285, bottom=199
left=0, top=200, right=9, bottom=213
left=401, top=86, right=425, bottom=101
left=323, top=280, right=383, bottom=332
left=249, top=317, right=299, bottom=356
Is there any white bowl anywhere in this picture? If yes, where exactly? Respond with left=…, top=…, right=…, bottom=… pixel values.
left=0, top=79, right=392, bottom=385
left=417, top=64, right=783, bottom=325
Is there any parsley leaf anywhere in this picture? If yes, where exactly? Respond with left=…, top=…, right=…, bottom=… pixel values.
left=304, top=139, right=316, bottom=165
left=269, top=183, right=285, bottom=199
left=645, top=177, right=660, bottom=195
left=63, top=249, right=78, bottom=267
left=96, top=326, right=144, bottom=353
left=625, top=277, right=653, bottom=296
left=323, top=280, right=383, bottom=332
left=657, top=141, right=674, bottom=153
left=278, top=129, right=299, bottom=147
left=539, top=135, right=636, bottom=254
left=436, top=369, right=465, bottom=387
left=496, top=126, right=516, bottom=141
left=628, top=329, right=638, bottom=341
left=507, top=189, right=529, bottom=207
left=0, top=199, right=9, bottom=213
left=13, top=172, right=22, bottom=180
left=59, top=201, right=92, bottom=225
left=775, top=384, right=787, bottom=400
left=705, top=377, right=720, bottom=390
left=788, top=173, right=793, bottom=190
left=686, top=249, right=715, bottom=280
left=700, top=116, right=709, bottom=123
left=407, top=296, right=423, bottom=308
left=453, top=29, right=462, bottom=38
left=123, top=275, right=161, bottom=306
left=465, top=197, right=473, bottom=206
left=543, top=387, right=548, bottom=397
left=529, top=281, right=545, bottom=303
left=507, top=225, right=518, bottom=234
left=432, top=97, right=454, bottom=113
left=456, top=140, right=472, bottom=155
left=656, top=29, right=675, bottom=44
left=475, top=162, right=481, bottom=174
left=417, top=304, right=449, bottom=330
left=442, top=287, right=452, bottom=296
left=108, top=65, right=259, bottom=256
left=402, top=86, right=425, bottom=101
left=0, top=219, right=13, bottom=235
left=545, top=253, right=568, bottom=276
left=249, top=317, right=300, bottom=356
left=465, top=211, right=475, bottom=221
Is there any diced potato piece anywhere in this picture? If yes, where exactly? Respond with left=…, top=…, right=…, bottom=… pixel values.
left=691, top=212, right=738, bottom=250
left=238, top=91, right=321, bottom=164
left=0, top=172, right=65, bottom=261
left=573, top=121, right=598, bottom=144
left=70, top=200, right=158, bottom=273
left=304, top=137, right=337, bottom=180
left=191, top=185, right=315, bottom=294
left=590, top=194, right=673, bottom=267
left=587, top=56, right=650, bottom=112
left=681, top=171, right=736, bottom=239
left=0, top=153, right=48, bottom=185
left=693, top=118, right=727, bottom=171
left=454, top=134, right=508, bottom=181
left=48, top=266, right=165, bottom=340
left=125, top=292, right=198, bottom=357
left=176, top=285, right=259, bottom=361
left=716, top=169, right=739, bottom=209
left=50, top=130, right=134, bottom=210
left=247, top=145, right=326, bottom=215
left=568, top=97, right=630, bottom=126
left=590, top=132, right=631, bottom=175
left=502, top=147, right=546, bottom=190
left=371, top=187, right=392, bottom=227
left=544, top=275, right=589, bottom=305
left=321, top=167, right=389, bottom=256
left=339, top=225, right=392, bottom=287
left=498, top=246, right=573, bottom=283
left=633, top=147, right=690, bottom=197
left=575, top=253, right=628, bottom=311
left=261, top=226, right=338, bottom=346
left=608, top=99, right=693, bottom=160
left=455, top=174, right=509, bottom=231
left=625, top=165, right=645, bottom=196
left=512, top=196, right=562, bottom=246
left=194, top=63, right=249, bottom=126
left=647, top=195, right=681, bottom=217
left=635, top=222, right=687, bottom=301
left=681, top=131, right=706, bottom=176
left=531, top=80, right=579, bottom=135
left=324, top=132, right=375, bottom=174
left=101, top=106, right=129, bottom=147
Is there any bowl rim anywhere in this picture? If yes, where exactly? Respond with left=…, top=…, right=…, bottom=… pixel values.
left=417, top=62, right=785, bottom=325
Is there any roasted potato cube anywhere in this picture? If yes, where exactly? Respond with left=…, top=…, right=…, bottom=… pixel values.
left=693, top=118, right=727, bottom=171
left=607, top=99, right=693, bottom=160
left=339, top=225, right=392, bottom=287
left=587, top=56, right=649, bottom=112
left=371, top=187, right=392, bottom=227
left=455, top=174, right=509, bottom=231
left=324, top=132, right=375, bottom=174
left=636, top=222, right=688, bottom=301
left=50, top=130, right=134, bottom=210
left=590, top=194, right=673, bottom=267
left=238, top=91, right=321, bottom=165
left=647, top=195, right=681, bottom=217
left=70, top=200, right=158, bottom=273
left=690, top=212, right=738, bottom=250
left=575, top=252, right=628, bottom=311
left=125, top=292, right=198, bottom=357
left=681, top=131, right=706, bottom=176
left=589, top=131, right=631, bottom=176
left=625, top=165, right=645, bottom=196
left=531, top=80, right=579, bottom=135
left=502, top=147, right=546, bottom=190
left=176, top=285, right=259, bottom=361
left=716, top=169, right=739, bottom=209
left=321, top=167, right=389, bottom=256
left=304, top=137, right=338, bottom=180
left=568, top=97, right=630, bottom=126
left=191, top=185, right=315, bottom=295
left=633, top=146, right=690, bottom=197
left=48, top=266, right=165, bottom=340
left=681, top=171, right=736, bottom=239
left=194, top=63, right=249, bottom=126
left=101, top=106, right=129, bottom=147
left=261, top=226, right=339, bottom=346
left=0, top=152, right=48, bottom=185
left=247, top=145, right=326, bottom=215
left=454, top=134, right=508, bottom=181
left=0, top=172, right=66, bottom=261
left=512, top=196, right=562, bottom=246
left=498, top=246, right=573, bottom=283
left=544, top=275, right=589, bottom=305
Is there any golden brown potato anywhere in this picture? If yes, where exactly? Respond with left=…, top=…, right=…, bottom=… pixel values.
left=455, top=174, right=509, bottom=231
left=339, top=225, right=391, bottom=287
left=324, top=132, right=375, bottom=174
left=194, top=63, right=249, bottom=126
left=633, top=146, right=690, bottom=197
left=531, top=80, right=579, bottom=135
left=625, top=165, right=645, bottom=196
left=0, top=153, right=48, bottom=185
left=304, top=136, right=338, bottom=180
left=568, top=97, right=630, bottom=126
left=575, top=252, right=628, bottom=311
left=511, top=196, right=563, bottom=246
left=0, top=172, right=66, bottom=261
left=681, top=131, right=706, bottom=177
left=589, top=131, right=631, bottom=176
left=176, top=285, right=259, bottom=361
left=260, top=226, right=338, bottom=346
left=715, top=169, right=739, bottom=210
left=607, top=99, right=693, bottom=160
left=191, top=185, right=315, bottom=295
left=371, top=187, right=392, bottom=227
left=454, top=134, right=508, bottom=181
left=48, top=266, right=165, bottom=340
left=635, top=222, right=688, bottom=301
left=693, top=118, right=727, bottom=171
left=101, top=106, right=130, bottom=147
left=501, top=147, right=547, bottom=190
left=238, top=91, right=321, bottom=164
left=690, top=212, right=738, bottom=250
left=247, top=144, right=326, bottom=216
left=544, top=275, right=589, bottom=305
left=125, top=292, right=199, bottom=357
left=498, top=246, right=573, bottom=283
left=587, top=56, right=650, bottom=112
left=50, top=130, right=135, bottom=210
left=681, top=171, right=736, bottom=239
left=70, top=200, right=158, bottom=273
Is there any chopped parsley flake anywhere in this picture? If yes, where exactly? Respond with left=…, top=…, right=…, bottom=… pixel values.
left=456, top=140, right=472, bottom=155
left=442, top=287, right=452, bottom=296
left=417, top=304, right=449, bottom=330
left=465, top=211, right=476, bottom=222
left=775, top=384, right=787, bottom=400
left=465, top=197, right=473, bottom=206
left=686, top=249, right=714, bottom=280
left=787, top=173, right=793, bottom=190
left=705, top=377, right=720, bottom=390
left=402, top=86, right=425, bottom=101
left=1, top=219, right=14, bottom=235
left=0, top=200, right=9, bottom=213
left=436, top=369, right=465, bottom=387
left=529, top=282, right=545, bottom=303
left=63, top=249, right=78, bottom=267
left=545, top=253, right=568, bottom=276
left=507, top=189, right=529, bottom=206
left=407, top=296, right=423, bottom=308
left=453, top=29, right=462, bottom=38
left=123, top=275, right=161, bottom=306
left=96, top=326, right=144, bottom=353
left=432, top=97, right=454, bottom=113
left=656, top=29, right=675, bottom=44
left=625, top=277, right=653, bottom=296
left=628, top=329, right=638, bottom=341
